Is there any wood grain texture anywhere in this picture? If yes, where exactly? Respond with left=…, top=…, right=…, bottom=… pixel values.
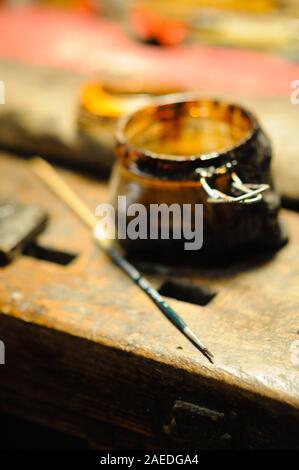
left=0, top=153, right=299, bottom=448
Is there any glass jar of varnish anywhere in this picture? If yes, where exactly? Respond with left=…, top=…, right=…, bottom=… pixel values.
left=109, top=95, right=286, bottom=264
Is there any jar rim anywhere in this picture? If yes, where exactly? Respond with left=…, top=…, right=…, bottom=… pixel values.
left=116, top=93, right=259, bottom=179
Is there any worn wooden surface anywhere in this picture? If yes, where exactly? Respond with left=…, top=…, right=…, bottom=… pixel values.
left=0, top=152, right=299, bottom=449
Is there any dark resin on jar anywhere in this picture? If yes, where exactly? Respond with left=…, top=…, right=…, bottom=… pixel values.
left=110, top=96, right=285, bottom=265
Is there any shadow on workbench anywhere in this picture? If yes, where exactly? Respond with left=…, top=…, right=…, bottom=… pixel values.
left=0, top=412, right=88, bottom=450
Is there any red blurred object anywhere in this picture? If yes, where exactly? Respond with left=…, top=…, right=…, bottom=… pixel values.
left=131, top=6, right=189, bottom=46
left=0, top=6, right=298, bottom=96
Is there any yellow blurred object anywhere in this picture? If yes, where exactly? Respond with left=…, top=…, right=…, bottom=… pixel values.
left=138, top=0, right=279, bottom=17
left=81, top=81, right=181, bottom=119
left=78, top=81, right=181, bottom=159
left=81, top=82, right=150, bottom=119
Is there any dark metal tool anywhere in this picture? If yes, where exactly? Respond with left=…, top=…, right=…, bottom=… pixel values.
left=31, top=157, right=214, bottom=363
left=0, top=200, right=48, bottom=266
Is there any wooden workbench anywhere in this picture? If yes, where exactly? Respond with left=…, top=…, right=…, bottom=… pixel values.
left=0, top=153, right=298, bottom=449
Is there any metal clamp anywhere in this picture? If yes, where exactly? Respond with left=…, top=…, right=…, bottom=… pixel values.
left=196, top=165, right=269, bottom=205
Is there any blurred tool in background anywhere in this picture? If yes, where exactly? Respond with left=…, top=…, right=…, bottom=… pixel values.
left=105, top=0, right=299, bottom=54
left=2, top=1, right=299, bottom=54
left=1, top=1, right=299, bottom=200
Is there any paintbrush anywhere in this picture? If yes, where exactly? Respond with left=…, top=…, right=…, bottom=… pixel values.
left=31, top=157, right=214, bottom=363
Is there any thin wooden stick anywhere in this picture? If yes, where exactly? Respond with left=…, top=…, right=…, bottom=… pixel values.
left=31, top=156, right=214, bottom=363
